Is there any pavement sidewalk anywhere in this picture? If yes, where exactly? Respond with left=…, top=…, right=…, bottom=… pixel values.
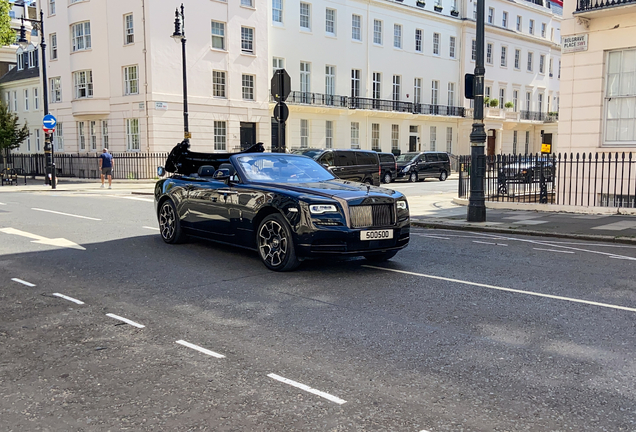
left=2, top=177, right=635, bottom=244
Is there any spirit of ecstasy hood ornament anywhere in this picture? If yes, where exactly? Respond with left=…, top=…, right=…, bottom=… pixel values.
left=366, top=184, right=371, bottom=195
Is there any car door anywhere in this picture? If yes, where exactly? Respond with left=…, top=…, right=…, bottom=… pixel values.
left=421, top=153, right=439, bottom=178
left=333, top=151, right=356, bottom=181
left=186, top=179, right=233, bottom=237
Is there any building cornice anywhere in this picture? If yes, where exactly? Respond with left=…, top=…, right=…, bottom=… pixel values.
left=461, top=19, right=562, bottom=51
left=357, top=0, right=464, bottom=27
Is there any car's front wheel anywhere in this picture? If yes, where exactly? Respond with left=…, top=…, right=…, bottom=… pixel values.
left=408, top=172, right=418, bottom=183
left=257, top=213, right=300, bottom=272
left=159, top=199, right=186, bottom=244
left=383, top=172, right=392, bottom=184
left=364, top=251, right=399, bottom=262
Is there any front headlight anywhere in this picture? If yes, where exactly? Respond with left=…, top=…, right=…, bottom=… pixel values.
left=397, top=200, right=408, bottom=210
left=310, top=204, right=338, bottom=214
left=402, top=165, right=411, bottom=173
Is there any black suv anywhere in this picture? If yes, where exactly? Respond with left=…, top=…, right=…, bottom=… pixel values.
left=294, top=149, right=381, bottom=186
left=395, top=151, right=451, bottom=182
left=378, top=152, right=398, bottom=184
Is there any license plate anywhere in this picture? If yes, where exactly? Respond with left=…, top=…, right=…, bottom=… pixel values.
left=360, top=229, right=393, bottom=241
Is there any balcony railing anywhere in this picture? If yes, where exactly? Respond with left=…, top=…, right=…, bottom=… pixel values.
left=520, top=110, right=546, bottom=121
left=576, top=0, right=636, bottom=12
left=278, top=92, right=465, bottom=117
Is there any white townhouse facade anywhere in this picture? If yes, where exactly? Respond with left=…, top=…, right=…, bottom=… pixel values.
left=35, top=0, right=270, bottom=154
left=269, top=0, right=561, bottom=156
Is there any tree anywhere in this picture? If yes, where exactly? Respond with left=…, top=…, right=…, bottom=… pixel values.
left=0, top=0, right=16, bottom=47
left=0, top=101, right=29, bottom=170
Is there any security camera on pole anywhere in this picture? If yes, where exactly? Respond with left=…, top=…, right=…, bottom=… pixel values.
left=271, top=69, right=291, bottom=153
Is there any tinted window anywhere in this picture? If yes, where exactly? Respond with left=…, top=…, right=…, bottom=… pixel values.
left=297, top=149, right=325, bottom=160
left=396, top=152, right=419, bottom=163
left=379, top=153, right=395, bottom=163
left=335, top=151, right=356, bottom=166
left=437, top=153, right=450, bottom=161
left=425, top=153, right=439, bottom=162
left=355, top=151, right=378, bottom=166
left=320, top=151, right=335, bottom=167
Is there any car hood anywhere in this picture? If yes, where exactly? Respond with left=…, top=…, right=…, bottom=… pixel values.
left=249, top=179, right=402, bottom=202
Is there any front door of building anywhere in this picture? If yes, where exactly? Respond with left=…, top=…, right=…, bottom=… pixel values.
left=487, top=130, right=496, bottom=156
left=271, top=117, right=286, bottom=152
left=409, top=136, right=417, bottom=152
left=240, top=122, right=256, bottom=150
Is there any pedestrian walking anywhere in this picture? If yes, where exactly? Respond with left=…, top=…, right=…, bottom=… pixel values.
left=99, top=148, right=114, bottom=189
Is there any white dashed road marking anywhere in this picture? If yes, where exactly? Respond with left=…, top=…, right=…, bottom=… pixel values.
left=11, top=278, right=35, bottom=287
left=364, top=265, right=636, bottom=313
left=512, top=219, right=549, bottom=225
left=142, top=226, right=160, bottom=231
left=416, top=234, right=450, bottom=240
left=108, top=195, right=154, bottom=203
left=52, top=293, right=85, bottom=305
left=591, top=221, right=636, bottom=231
left=267, top=373, right=347, bottom=405
left=533, top=248, right=575, bottom=254
left=106, top=313, right=145, bottom=328
left=32, top=208, right=101, bottom=221
left=176, top=340, right=225, bottom=359
left=473, top=240, right=508, bottom=246
left=0, top=202, right=6, bottom=205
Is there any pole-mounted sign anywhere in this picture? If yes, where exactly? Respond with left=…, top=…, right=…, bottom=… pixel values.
left=271, top=69, right=291, bottom=153
left=43, top=114, right=57, bottom=133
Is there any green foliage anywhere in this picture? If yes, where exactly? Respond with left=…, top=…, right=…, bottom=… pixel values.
left=483, top=97, right=490, bottom=106
left=0, top=101, right=29, bottom=154
left=0, top=0, right=16, bottom=47
left=489, top=98, right=499, bottom=108
left=504, top=101, right=514, bottom=109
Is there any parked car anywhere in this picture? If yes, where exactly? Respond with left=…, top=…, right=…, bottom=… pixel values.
left=501, top=156, right=555, bottom=183
left=156, top=142, right=410, bottom=272
left=378, top=152, right=398, bottom=184
left=395, top=151, right=451, bottom=182
left=293, top=149, right=381, bottom=186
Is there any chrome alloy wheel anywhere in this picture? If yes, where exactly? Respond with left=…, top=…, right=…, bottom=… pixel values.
left=258, top=220, right=288, bottom=268
left=159, top=202, right=176, bottom=241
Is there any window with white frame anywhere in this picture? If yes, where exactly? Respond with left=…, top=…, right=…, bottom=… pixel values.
left=391, top=124, right=399, bottom=149
left=527, top=52, right=533, bottom=72
left=538, top=93, right=543, bottom=112
left=350, top=122, right=359, bottom=149
left=211, top=21, right=225, bottom=50
left=487, top=8, right=494, bottom=24
left=513, top=89, right=519, bottom=112
left=447, top=82, right=455, bottom=106
left=325, top=65, right=335, bottom=96
left=71, top=21, right=91, bottom=52
left=50, top=77, right=61, bottom=102
left=473, top=2, right=477, bottom=19
left=272, top=0, right=283, bottom=23
left=241, top=27, right=254, bottom=53
left=539, top=55, right=545, bottom=74
left=525, top=131, right=530, bottom=154
left=78, top=121, right=86, bottom=150
left=352, top=14, right=361, bottom=41
left=501, top=46, right=507, bottom=67
left=49, top=0, right=55, bottom=15
left=373, top=72, right=381, bottom=99
left=11, top=91, right=16, bottom=112
left=513, top=130, right=518, bottom=154
left=449, top=36, right=455, bottom=58
left=486, top=43, right=493, bottom=64
left=126, top=118, right=140, bottom=151
left=485, top=86, right=491, bottom=98
left=371, top=123, right=380, bottom=150
left=472, top=39, right=476, bottom=61
left=26, top=133, right=30, bottom=152
left=605, top=48, right=636, bottom=144
left=4, top=92, right=8, bottom=110
left=499, top=88, right=505, bottom=108
left=124, top=65, right=138, bottom=95
left=241, top=0, right=253, bottom=6
left=54, top=124, right=63, bottom=151
left=102, top=120, right=109, bottom=149
left=351, top=69, right=360, bottom=97
left=35, top=129, right=40, bottom=151
left=273, top=57, right=284, bottom=76
left=514, top=49, right=520, bottom=69
left=301, top=62, right=311, bottom=95
left=558, top=60, right=561, bottom=78
left=373, top=20, right=382, bottom=45
left=431, top=80, right=439, bottom=105
left=415, top=29, right=422, bottom=52
left=516, top=15, right=521, bottom=31
left=529, top=19, right=534, bottom=35
left=392, top=75, right=400, bottom=101
left=394, top=24, right=402, bottom=49
left=50, top=33, right=57, bottom=59
left=446, top=127, right=452, bottom=153
left=28, top=49, right=38, bottom=68
left=17, top=51, right=25, bottom=70
left=34, top=87, right=39, bottom=110
left=525, top=91, right=531, bottom=111
left=541, top=23, right=546, bottom=38
left=430, top=126, right=437, bottom=151
left=24, top=89, right=29, bottom=111
left=73, top=70, right=93, bottom=99
left=124, top=13, right=134, bottom=45
left=452, top=0, right=458, bottom=11
left=502, top=12, right=508, bottom=28
left=433, top=33, right=440, bottom=55
left=325, top=8, right=335, bottom=35
left=301, top=119, right=309, bottom=148
left=242, top=74, right=255, bottom=100
left=326, top=120, right=333, bottom=148
left=90, top=120, right=97, bottom=151
left=549, top=58, right=553, bottom=76
left=213, top=71, right=226, bottom=98
left=214, top=121, right=226, bottom=150
left=300, top=3, right=311, bottom=30
left=414, top=78, right=422, bottom=104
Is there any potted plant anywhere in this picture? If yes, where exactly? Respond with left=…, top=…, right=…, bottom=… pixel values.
left=416, top=0, right=425, bottom=6
left=489, top=99, right=499, bottom=108
left=434, top=4, right=443, bottom=11
left=504, top=101, right=514, bottom=110
left=483, top=96, right=491, bottom=107
left=450, top=9, right=459, bottom=16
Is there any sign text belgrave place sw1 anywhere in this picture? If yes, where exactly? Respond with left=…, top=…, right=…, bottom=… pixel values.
left=562, top=34, right=588, bottom=54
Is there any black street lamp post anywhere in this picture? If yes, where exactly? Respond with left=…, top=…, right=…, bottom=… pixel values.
left=467, top=0, right=487, bottom=222
left=18, top=9, right=54, bottom=189
left=171, top=4, right=190, bottom=145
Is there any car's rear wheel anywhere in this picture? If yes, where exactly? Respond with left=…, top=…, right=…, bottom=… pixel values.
left=364, top=250, right=399, bottom=262
left=439, top=170, right=448, bottom=181
left=159, top=199, right=186, bottom=244
left=257, top=213, right=300, bottom=272
left=383, top=172, right=392, bottom=184
left=408, top=172, right=418, bottom=183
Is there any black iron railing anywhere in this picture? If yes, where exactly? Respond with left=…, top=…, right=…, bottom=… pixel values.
left=577, top=0, right=636, bottom=12
left=458, top=152, right=636, bottom=208
left=520, top=110, right=546, bottom=121
left=1, top=152, right=168, bottom=180
left=287, top=91, right=349, bottom=108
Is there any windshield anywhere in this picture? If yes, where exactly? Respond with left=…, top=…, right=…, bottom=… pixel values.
left=236, top=155, right=336, bottom=183
left=396, top=153, right=419, bottom=163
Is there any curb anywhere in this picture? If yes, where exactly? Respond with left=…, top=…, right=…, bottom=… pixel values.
left=411, top=220, right=636, bottom=245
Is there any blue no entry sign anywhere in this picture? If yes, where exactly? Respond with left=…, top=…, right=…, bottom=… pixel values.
left=43, top=114, right=57, bottom=129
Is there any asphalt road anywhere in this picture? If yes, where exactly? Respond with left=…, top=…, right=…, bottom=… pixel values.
left=1, top=190, right=636, bottom=431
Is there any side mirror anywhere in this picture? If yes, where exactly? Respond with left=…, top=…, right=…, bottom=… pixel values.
left=157, top=166, right=165, bottom=177
left=213, top=169, right=230, bottom=180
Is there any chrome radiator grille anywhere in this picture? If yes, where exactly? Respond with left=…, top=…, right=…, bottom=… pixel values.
left=349, top=204, right=394, bottom=228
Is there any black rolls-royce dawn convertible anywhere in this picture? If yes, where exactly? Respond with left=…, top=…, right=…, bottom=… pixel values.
left=155, top=141, right=410, bottom=271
